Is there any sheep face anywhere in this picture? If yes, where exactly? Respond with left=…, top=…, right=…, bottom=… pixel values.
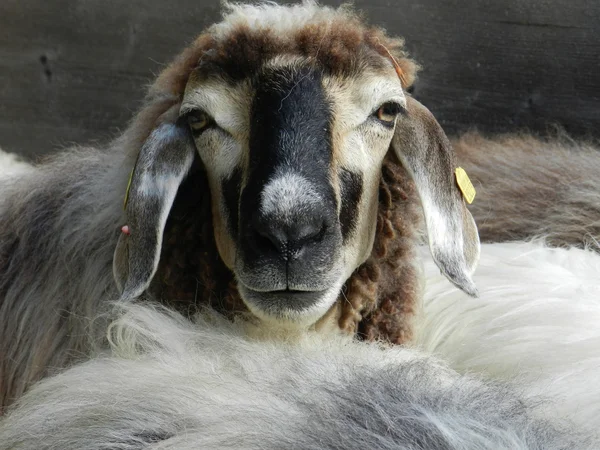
left=180, top=60, right=406, bottom=324
left=114, top=2, right=480, bottom=331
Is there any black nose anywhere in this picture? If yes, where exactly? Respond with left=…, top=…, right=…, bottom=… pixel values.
left=252, top=213, right=327, bottom=260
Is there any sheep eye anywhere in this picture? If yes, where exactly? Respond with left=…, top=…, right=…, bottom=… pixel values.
left=186, top=111, right=212, bottom=133
left=375, top=102, right=403, bottom=125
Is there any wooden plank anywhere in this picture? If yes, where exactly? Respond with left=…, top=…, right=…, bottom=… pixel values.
left=0, top=0, right=598, bottom=158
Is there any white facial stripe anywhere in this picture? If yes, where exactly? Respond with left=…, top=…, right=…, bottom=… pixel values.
left=260, top=172, right=322, bottom=222
left=336, top=133, right=386, bottom=173
left=321, top=69, right=406, bottom=275
left=197, top=132, right=242, bottom=180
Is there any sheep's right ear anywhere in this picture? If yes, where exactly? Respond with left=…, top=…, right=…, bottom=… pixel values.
left=113, top=120, right=196, bottom=301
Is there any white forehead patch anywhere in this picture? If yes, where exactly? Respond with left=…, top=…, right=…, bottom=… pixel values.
left=212, top=2, right=344, bottom=41
left=261, top=172, right=322, bottom=222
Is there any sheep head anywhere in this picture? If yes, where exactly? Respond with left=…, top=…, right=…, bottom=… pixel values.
left=113, top=2, right=480, bottom=337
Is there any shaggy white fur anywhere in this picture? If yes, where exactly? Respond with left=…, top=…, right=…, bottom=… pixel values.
left=416, top=241, right=600, bottom=433
left=0, top=148, right=32, bottom=178
left=1, top=241, right=599, bottom=449
left=212, top=1, right=344, bottom=40
left=0, top=1, right=598, bottom=445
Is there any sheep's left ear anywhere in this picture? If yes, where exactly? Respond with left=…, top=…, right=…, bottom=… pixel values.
left=391, top=96, right=480, bottom=296
left=113, top=119, right=196, bottom=300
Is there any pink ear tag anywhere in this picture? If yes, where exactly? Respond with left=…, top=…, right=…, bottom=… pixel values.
left=121, top=225, right=130, bottom=235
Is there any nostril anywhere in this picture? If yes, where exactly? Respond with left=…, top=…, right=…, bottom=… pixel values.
left=252, top=217, right=287, bottom=253
left=296, top=221, right=327, bottom=244
left=250, top=214, right=329, bottom=258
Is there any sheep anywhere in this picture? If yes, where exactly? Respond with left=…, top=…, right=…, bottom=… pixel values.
left=0, top=301, right=598, bottom=450
left=415, top=241, right=600, bottom=435
left=1, top=0, right=599, bottom=418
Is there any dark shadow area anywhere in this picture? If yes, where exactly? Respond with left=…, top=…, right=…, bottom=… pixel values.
left=0, top=0, right=598, bottom=157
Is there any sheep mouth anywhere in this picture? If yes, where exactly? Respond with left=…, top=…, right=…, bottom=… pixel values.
left=236, top=282, right=339, bottom=323
left=240, top=286, right=327, bottom=311
left=233, top=255, right=346, bottom=324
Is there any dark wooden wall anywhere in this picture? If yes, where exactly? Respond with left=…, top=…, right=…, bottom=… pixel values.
left=1, top=0, right=598, bottom=158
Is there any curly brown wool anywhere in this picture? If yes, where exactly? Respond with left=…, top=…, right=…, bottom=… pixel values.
left=154, top=151, right=421, bottom=344
left=341, top=153, right=422, bottom=344
left=151, top=164, right=244, bottom=319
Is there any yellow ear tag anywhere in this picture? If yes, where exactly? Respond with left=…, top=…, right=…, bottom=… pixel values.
left=455, top=167, right=476, bottom=204
left=123, top=168, right=134, bottom=210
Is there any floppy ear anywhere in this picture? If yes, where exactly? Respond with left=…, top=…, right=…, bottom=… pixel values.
left=391, top=96, right=480, bottom=296
left=113, top=116, right=196, bottom=301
